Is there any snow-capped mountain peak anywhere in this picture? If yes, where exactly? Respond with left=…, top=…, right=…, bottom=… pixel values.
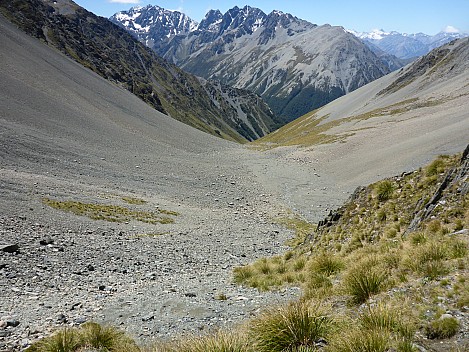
left=110, top=5, right=198, bottom=46
left=349, top=27, right=468, bottom=59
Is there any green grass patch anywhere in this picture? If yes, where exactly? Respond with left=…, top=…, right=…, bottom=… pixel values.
left=276, top=214, right=316, bottom=247
left=121, top=196, right=147, bottom=205
left=42, top=198, right=177, bottom=224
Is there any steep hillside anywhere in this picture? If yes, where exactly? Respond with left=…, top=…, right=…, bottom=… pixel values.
left=253, top=37, right=469, bottom=192
left=0, top=0, right=281, bottom=142
left=112, top=5, right=392, bottom=122
left=230, top=148, right=469, bottom=352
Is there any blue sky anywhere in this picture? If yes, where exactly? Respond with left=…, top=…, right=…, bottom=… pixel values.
left=73, top=0, right=469, bottom=35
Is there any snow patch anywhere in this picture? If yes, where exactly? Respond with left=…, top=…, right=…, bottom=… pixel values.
left=444, top=25, right=460, bottom=33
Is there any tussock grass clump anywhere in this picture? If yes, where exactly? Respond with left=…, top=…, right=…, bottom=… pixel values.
left=343, top=258, right=389, bottom=304
left=309, top=253, right=344, bottom=276
left=404, top=240, right=451, bottom=279
left=121, top=196, right=147, bottom=205
left=425, top=316, right=460, bottom=339
left=26, top=328, right=80, bottom=352
left=375, top=180, right=394, bottom=202
left=168, top=330, right=253, bottom=352
left=426, top=157, right=446, bottom=177
left=250, top=300, right=334, bottom=352
left=233, top=265, right=254, bottom=284
left=329, top=328, right=391, bottom=352
left=359, top=304, right=398, bottom=332
left=26, top=322, right=139, bottom=352
left=329, top=303, right=416, bottom=352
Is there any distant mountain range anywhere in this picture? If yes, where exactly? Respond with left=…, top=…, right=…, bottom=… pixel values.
left=111, top=5, right=394, bottom=122
left=349, top=28, right=468, bottom=59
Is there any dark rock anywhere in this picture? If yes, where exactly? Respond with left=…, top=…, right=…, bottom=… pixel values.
left=0, top=263, right=7, bottom=270
left=185, top=292, right=197, bottom=297
left=57, top=314, right=67, bottom=324
left=98, top=285, right=106, bottom=291
left=70, top=302, right=81, bottom=311
left=142, top=315, right=155, bottom=322
left=39, top=237, right=54, bottom=245
left=87, top=264, right=95, bottom=271
left=1, top=243, right=19, bottom=253
left=6, top=320, right=20, bottom=327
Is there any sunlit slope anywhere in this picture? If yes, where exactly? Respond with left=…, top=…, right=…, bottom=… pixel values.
left=255, top=38, right=468, bottom=148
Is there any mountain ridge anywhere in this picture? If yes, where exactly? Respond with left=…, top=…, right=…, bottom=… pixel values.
left=350, top=28, right=469, bottom=59
left=111, top=4, right=393, bottom=122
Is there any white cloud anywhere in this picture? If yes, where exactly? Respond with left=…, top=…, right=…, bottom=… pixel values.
left=108, top=0, right=141, bottom=4
left=443, top=25, right=459, bottom=33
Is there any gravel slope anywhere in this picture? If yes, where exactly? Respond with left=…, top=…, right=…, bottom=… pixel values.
left=0, top=15, right=306, bottom=350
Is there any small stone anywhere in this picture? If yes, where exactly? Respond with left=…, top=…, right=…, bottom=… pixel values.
left=98, top=285, right=106, bottom=291
left=87, top=264, right=95, bottom=272
left=0, top=330, right=11, bottom=337
left=1, top=243, right=19, bottom=253
left=142, top=315, right=155, bottom=322
left=185, top=292, right=197, bottom=298
left=57, top=314, right=67, bottom=324
left=39, top=237, right=53, bottom=246
left=70, top=302, right=81, bottom=311
left=0, top=320, right=6, bottom=329
left=74, top=317, right=87, bottom=325
left=6, top=319, right=20, bottom=327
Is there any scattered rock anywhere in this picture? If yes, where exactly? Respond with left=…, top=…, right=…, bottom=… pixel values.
left=0, top=330, right=11, bottom=338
